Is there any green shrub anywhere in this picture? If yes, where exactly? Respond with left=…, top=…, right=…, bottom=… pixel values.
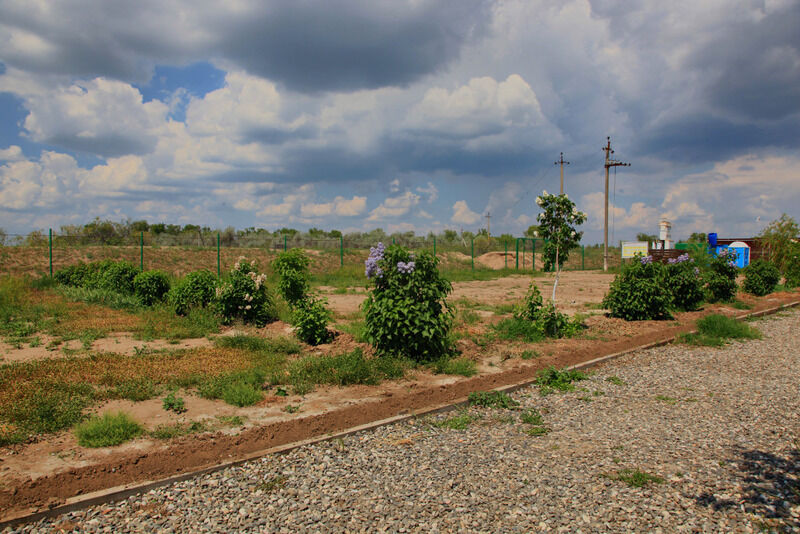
left=168, top=270, right=217, bottom=315
left=92, top=260, right=140, bottom=295
left=602, top=256, right=672, bottom=320
left=664, top=256, right=704, bottom=311
left=162, top=391, right=186, bottom=413
left=535, top=366, right=587, bottom=394
left=75, top=412, right=143, bottom=447
left=54, top=264, right=91, bottom=287
left=513, top=282, right=543, bottom=321
left=133, top=270, right=171, bottom=306
left=536, top=302, right=580, bottom=338
left=293, top=296, right=332, bottom=345
left=703, top=249, right=738, bottom=302
left=362, top=244, right=453, bottom=362
left=742, top=259, right=780, bottom=296
left=222, top=383, right=263, bottom=407
left=199, top=369, right=267, bottom=405
left=679, top=313, right=762, bottom=347
left=784, top=243, right=800, bottom=289
left=272, top=249, right=311, bottom=308
left=492, top=316, right=544, bottom=342
left=215, top=257, right=276, bottom=326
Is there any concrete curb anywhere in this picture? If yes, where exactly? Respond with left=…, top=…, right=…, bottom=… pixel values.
left=3, top=299, right=798, bottom=528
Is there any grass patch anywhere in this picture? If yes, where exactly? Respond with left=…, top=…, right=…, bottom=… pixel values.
left=606, top=376, right=625, bottom=386
left=59, top=286, right=141, bottom=311
left=491, top=317, right=544, bottom=342
left=110, top=377, right=158, bottom=401
left=162, top=390, right=186, bottom=413
left=456, top=308, right=480, bottom=326
left=149, top=421, right=206, bottom=440
left=75, top=411, right=143, bottom=448
left=214, top=334, right=301, bottom=354
left=654, top=395, right=678, bottom=405
left=730, top=299, right=753, bottom=310
left=334, top=320, right=367, bottom=342
left=431, top=356, right=477, bottom=377
left=430, top=410, right=475, bottom=430
left=136, top=305, right=220, bottom=340
left=217, top=415, right=245, bottom=427
left=200, top=369, right=266, bottom=407
left=524, top=425, right=550, bottom=436
left=604, top=468, right=664, bottom=488
left=535, top=366, right=588, bottom=395
left=520, top=349, right=540, bottom=360
left=520, top=408, right=543, bottom=425
left=286, top=349, right=410, bottom=394
left=259, top=475, right=288, bottom=492
left=678, top=314, right=762, bottom=347
left=468, top=390, right=519, bottom=409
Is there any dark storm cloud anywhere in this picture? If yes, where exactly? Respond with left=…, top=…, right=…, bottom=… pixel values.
left=691, top=2, right=800, bottom=121
left=214, top=0, right=492, bottom=93
left=43, top=133, right=157, bottom=159
left=0, top=0, right=490, bottom=92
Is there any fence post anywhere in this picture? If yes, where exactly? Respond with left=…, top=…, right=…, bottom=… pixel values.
left=217, top=233, right=221, bottom=277
left=522, top=239, right=525, bottom=270
left=532, top=238, right=536, bottom=271
left=515, top=238, right=520, bottom=270
left=582, top=245, right=585, bottom=270
left=471, top=238, right=474, bottom=272
left=505, top=242, right=508, bottom=269
left=340, top=236, right=343, bottom=268
left=140, top=232, right=144, bottom=271
left=392, top=237, right=396, bottom=245
left=49, top=228, right=53, bottom=277
left=433, top=236, right=436, bottom=257
left=284, top=235, right=287, bottom=252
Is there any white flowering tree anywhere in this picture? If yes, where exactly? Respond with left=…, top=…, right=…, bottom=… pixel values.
left=535, top=191, right=587, bottom=304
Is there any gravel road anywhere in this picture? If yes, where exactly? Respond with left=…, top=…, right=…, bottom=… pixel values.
left=7, top=310, right=800, bottom=533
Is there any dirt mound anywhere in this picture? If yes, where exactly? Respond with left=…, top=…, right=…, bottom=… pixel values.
left=475, top=251, right=543, bottom=270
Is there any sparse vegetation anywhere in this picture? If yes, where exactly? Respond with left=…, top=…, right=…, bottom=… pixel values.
left=604, top=468, right=664, bottom=488
left=75, top=412, right=143, bottom=448
left=535, top=366, right=588, bottom=395
left=468, top=390, right=519, bottom=409
left=678, top=314, right=761, bottom=347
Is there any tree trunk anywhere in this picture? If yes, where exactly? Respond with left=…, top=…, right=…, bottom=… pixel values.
left=551, top=244, right=560, bottom=306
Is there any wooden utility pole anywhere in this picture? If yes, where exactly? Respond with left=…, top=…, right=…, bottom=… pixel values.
left=485, top=212, right=491, bottom=243
left=602, top=137, right=630, bottom=272
left=554, top=152, right=570, bottom=195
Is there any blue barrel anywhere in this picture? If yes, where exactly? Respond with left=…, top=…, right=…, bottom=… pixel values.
left=708, top=232, right=717, bottom=246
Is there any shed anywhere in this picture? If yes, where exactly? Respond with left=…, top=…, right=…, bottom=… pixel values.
left=715, top=242, right=750, bottom=268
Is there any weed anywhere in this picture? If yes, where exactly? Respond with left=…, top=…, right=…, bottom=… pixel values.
left=431, top=356, right=477, bottom=377
left=535, top=367, right=588, bottom=395
left=334, top=320, right=367, bottom=343
left=604, top=468, right=664, bottom=488
left=75, top=412, right=143, bottom=448
left=654, top=395, right=678, bottom=405
left=162, top=390, right=187, bottom=413
left=730, top=300, right=752, bottom=310
left=287, top=349, right=409, bottom=393
left=214, top=334, right=301, bottom=354
left=525, top=426, right=550, bottom=436
left=222, top=382, right=263, bottom=407
left=430, top=410, right=475, bottom=430
left=491, top=317, right=544, bottom=342
left=217, top=415, right=245, bottom=426
left=2, top=381, right=93, bottom=443
left=111, top=377, right=158, bottom=401
left=136, top=305, right=220, bottom=340
left=468, top=390, right=519, bottom=409
left=520, top=408, right=543, bottom=425
left=274, top=387, right=288, bottom=397
left=679, top=314, right=761, bottom=347
left=520, top=350, right=540, bottom=360
left=606, top=376, right=625, bottom=386
left=29, top=336, right=41, bottom=348
left=259, top=475, right=287, bottom=492
left=283, top=404, right=301, bottom=414
left=456, top=308, right=480, bottom=326
left=149, top=421, right=206, bottom=440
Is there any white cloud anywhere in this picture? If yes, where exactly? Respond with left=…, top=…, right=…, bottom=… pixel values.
left=367, top=191, right=420, bottom=221
left=406, top=74, right=547, bottom=139
left=451, top=200, right=481, bottom=225
left=389, top=179, right=401, bottom=193
left=333, top=195, right=367, bottom=216
left=0, top=146, right=25, bottom=162
left=581, top=192, right=660, bottom=233
left=416, top=182, right=438, bottom=203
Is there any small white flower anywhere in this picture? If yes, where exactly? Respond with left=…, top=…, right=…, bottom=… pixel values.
left=542, top=190, right=548, bottom=196
left=245, top=305, right=251, bottom=310
left=533, top=231, right=539, bottom=237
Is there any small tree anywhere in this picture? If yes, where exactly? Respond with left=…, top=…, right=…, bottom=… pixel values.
left=534, top=192, right=587, bottom=304
left=759, top=214, right=799, bottom=273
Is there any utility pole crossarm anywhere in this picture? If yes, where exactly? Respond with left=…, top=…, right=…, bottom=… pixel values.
left=554, top=152, right=570, bottom=195
left=602, top=137, right=631, bottom=272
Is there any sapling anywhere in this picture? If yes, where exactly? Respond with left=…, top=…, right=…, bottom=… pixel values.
left=534, top=192, right=587, bottom=305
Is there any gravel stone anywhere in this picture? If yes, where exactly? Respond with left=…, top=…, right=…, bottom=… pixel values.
left=6, top=310, right=800, bottom=533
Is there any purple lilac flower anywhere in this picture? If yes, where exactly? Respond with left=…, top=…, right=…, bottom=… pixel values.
left=396, top=261, right=416, bottom=274
left=640, top=255, right=653, bottom=265
left=694, top=267, right=700, bottom=276
left=365, top=242, right=386, bottom=279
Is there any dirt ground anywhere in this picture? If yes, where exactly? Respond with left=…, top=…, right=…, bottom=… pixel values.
left=1, top=272, right=798, bottom=521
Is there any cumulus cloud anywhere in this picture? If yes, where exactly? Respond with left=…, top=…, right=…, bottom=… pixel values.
left=0, top=145, right=24, bottom=162
left=451, top=200, right=481, bottom=225
left=367, top=191, right=420, bottom=221
left=416, top=182, right=438, bottom=203
left=581, top=192, right=660, bottom=233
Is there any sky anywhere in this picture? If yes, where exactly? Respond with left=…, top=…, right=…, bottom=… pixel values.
left=0, top=0, right=798, bottom=244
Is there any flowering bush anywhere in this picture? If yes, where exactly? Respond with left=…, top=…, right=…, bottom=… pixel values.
left=168, top=270, right=217, bottom=315
left=362, top=244, right=453, bottom=362
left=215, top=257, right=275, bottom=326
left=742, top=259, right=780, bottom=296
left=664, top=254, right=704, bottom=311
left=703, top=249, right=738, bottom=302
left=602, top=255, right=673, bottom=320
left=272, top=248, right=311, bottom=308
